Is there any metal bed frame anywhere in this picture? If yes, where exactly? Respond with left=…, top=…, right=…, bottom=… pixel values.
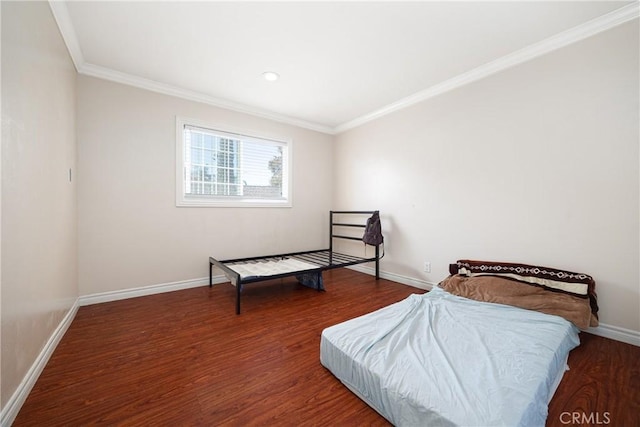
left=209, top=211, right=381, bottom=314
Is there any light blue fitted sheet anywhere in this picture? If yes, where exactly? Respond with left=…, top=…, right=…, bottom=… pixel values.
left=320, top=287, right=580, bottom=427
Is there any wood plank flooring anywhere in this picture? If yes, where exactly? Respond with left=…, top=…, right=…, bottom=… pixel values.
left=14, top=269, right=640, bottom=426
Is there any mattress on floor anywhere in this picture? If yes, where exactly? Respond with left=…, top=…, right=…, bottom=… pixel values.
left=320, top=287, right=580, bottom=427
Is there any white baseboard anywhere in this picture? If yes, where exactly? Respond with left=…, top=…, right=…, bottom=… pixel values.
left=3, top=269, right=637, bottom=427
left=587, top=323, right=640, bottom=347
left=78, top=275, right=228, bottom=306
left=350, top=265, right=640, bottom=347
left=1, top=302, right=79, bottom=427
left=347, top=264, right=436, bottom=290
left=1, top=275, right=230, bottom=426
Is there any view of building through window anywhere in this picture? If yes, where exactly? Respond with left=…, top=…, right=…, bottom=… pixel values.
left=183, top=125, right=286, bottom=201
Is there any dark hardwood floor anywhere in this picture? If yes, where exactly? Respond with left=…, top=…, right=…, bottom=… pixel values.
left=14, top=269, right=640, bottom=426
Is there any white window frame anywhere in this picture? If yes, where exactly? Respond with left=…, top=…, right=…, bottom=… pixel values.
left=176, top=117, right=292, bottom=208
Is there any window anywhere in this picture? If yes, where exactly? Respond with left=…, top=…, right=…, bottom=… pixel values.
left=176, top=118, right=291, bottom=207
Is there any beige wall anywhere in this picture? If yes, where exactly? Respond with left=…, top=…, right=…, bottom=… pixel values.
left=1, top=1, right=78, bottom=408
left=76, top=76, right=333, bottom=295
left=1, top=2, right=637, bottom=417
left=334, top=21, right=639, bottom=332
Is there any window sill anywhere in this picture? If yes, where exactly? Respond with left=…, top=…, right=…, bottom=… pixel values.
left=176, top=197, right=292, bottom=208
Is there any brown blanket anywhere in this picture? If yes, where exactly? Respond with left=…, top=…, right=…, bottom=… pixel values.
left=439, top=274, right=597, bottom=329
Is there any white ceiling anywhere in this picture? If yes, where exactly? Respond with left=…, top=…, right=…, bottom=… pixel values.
left=51, top=1, right=637, bottom=134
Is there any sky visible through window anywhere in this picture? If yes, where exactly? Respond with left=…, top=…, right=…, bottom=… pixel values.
left=178, top=120, right=290, bottom=206
left=184, top=126, right=283, bottom=196
left=242, top=141, right=281, bottom=186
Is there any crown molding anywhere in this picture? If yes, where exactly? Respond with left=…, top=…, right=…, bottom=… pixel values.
left=47, top=1, right=334, bottom=135
left=48, top=0, right=84, bottom=71
left=334, top=2, right=640, bottom=134
left=49, top=0, right=638, bottom=136
left=79, top=63, right=335, bottom=134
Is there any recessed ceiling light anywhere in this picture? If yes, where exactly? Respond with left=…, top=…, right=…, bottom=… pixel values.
left=262, top=71, right=280, bottom=82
